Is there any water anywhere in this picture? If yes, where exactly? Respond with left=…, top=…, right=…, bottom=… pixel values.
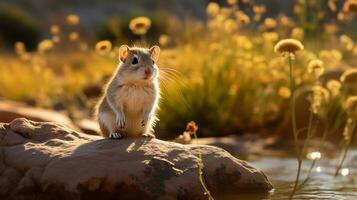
left=249, top=149, right=357, bottom=200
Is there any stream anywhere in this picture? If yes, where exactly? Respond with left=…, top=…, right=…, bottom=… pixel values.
left=249, top=149, right=357, bottom=199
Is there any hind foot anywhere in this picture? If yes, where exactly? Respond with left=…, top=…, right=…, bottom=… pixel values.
left=142, top=132, right=156, bottom=138
left=109, top=132, right=122, bottom=139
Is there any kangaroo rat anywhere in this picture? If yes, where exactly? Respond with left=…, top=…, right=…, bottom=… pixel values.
left=95, top=45, right=160, bottom=139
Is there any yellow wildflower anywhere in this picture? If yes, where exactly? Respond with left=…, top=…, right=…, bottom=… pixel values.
left=52, top=35, right=60, bottom=43
left=235, top=11, right=250, bottom=25
left=69, top=32, right=79, bottom=41
left=264, top=18, right=277, bottom=29
left=14, top=41, right=26, bottom=55
left=263, top=32, right=279, bottom=44
left=66, top=14, right=80, bottom=25
left=278, top=86, right=291, bottom=99
left=224, top=19, right=237, bottom=33
left=38, top=39, right=54, bottom=52
left=159, top=34, right=170, bottom=46
left=50, top=25, right=60, bottom=35
left=291, top=27, right=304, bottom=40
left=227, top=0, right=237, bottom=5
left=206, top=2, right=220, bottom=17
left=340, top=34, right=354, bottom=51
left=129, top=16, right=151, bottom=35
left=95, top=40, right=112, bottom=55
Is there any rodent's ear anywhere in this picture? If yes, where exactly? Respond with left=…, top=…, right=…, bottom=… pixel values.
left=149, top=45, right=160, bottom=62
left=119, top=45, right=130, bottom=62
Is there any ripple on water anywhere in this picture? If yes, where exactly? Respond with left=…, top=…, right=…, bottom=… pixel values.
left=248, top=149, right=357, bottom=200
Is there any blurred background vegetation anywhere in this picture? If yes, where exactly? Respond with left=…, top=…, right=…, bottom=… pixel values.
left=0, top=0, right=356, bottom=140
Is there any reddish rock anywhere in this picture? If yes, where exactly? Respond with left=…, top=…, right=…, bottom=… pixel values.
left=0, top=118, right=273, bottom=199
left=0, top=100, right=79, bottom=131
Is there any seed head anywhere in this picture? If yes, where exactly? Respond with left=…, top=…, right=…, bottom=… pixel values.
left=274, top=38, right=304, bottom=55
left=310, top=85, right=330, bottom=114
left=326, top=80, right=341, bottom=97
left=340, top=68, right=357, bottom=84
left=307, top=59, right=324, bottom=79
left=345, top=96, right=357, bottom=118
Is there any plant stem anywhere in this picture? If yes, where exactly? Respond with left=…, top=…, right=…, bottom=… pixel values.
left=193, top=131, right=214, bottom=200
left=288, top=54, right=301, bottom=200
left=334, top=121, right=356, bottom=176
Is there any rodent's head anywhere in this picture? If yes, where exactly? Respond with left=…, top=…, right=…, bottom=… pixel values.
left=116, top=45, right=160, bottom=85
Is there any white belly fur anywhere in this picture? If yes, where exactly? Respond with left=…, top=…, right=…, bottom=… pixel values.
left=116, top=84, right=156, bottom=136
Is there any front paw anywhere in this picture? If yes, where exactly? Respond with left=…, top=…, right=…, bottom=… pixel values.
left=109, top=132, right=122, bottom=139
left=141, top=113, right=151, bottom=127
left=116, top=113, right=126, bottom=129
left=142, top=132, right=156, bottom=138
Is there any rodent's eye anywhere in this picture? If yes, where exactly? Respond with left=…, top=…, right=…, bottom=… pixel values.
left=131, top=56, right=138, bottom=65
left=152, top=59, right=155, bottom=64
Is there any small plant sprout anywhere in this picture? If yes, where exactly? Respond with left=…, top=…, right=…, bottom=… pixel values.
left=335, top=96, right=357, bottom=176
left=274, top=38, right=304, bottom=199
left=186, top=121, right=214, bottom=200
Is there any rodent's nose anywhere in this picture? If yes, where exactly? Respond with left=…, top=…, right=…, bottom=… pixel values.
left=144, top=68, right=152, bottom=76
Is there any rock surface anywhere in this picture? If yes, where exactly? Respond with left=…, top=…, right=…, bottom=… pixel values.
left=0, top=118, right=273, bottom=200
left=0, top=100, right=79, bottom=131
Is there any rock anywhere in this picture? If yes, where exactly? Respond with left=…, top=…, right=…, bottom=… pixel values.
left=0, top=100, right=79, bottom=131
left=196, top=135, right=281, bottom=157
left=0, top=118, right=273, bottom=199
left=75, top=119, right=100, bottom=135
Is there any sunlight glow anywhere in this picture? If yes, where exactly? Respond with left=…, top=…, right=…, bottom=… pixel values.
left=316, top=166, right=321, bottom=172
left=307, top=151, right=321, bottom=160
left=341, top=168, right=349, bottom=176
